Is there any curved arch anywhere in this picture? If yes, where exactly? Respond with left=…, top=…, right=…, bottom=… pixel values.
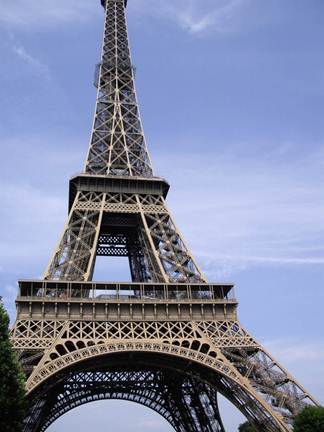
left=26, top=341, right=290, bottom=431
left=40, top=381, right=182, bottom=431
left=27, top=357, right=225, bottom=432
left=27, top=340, right=242, bottom=391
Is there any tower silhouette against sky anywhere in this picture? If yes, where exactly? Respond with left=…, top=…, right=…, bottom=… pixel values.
left=11, top=1, right=319, bottom=430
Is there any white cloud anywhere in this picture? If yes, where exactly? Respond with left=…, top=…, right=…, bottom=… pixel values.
left=266, top=338, right=324, bottom=364
left=263, top=338, right=324, bottom=403
left=0, top=138, right=70, bottom=318
left=0, top=0, right=248, bottom=35
left=0, top=183, right=65, bottom=225
left=0, top=135, right=81, bottom=274
left=156, top=144, right=324, bottom=276
left=0, top=177, right=66, bottom=269
left=1, top=136, right=324, bottom=281
left=130, top=0, right=248, bottom=34
left=0, top=0, right=100, bottom=29
left=12, top=41, right=50, bottom=79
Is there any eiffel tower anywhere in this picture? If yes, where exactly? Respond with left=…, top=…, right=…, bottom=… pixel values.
left=11, top=1, right=319, bottom=431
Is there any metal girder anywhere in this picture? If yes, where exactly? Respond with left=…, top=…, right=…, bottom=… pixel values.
left=23, top=366, right=225, bottom=432
left=43, top=190, right=206, bottom=283
left=12, top=306, right=319, bottom=431
left=10, top=0, right=320, bottom=430
left=87, top=0, right=151, bottom=176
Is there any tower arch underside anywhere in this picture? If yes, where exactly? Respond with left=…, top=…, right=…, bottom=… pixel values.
left=25, top=346, right=289, bottom=432
left=36, top=367, right=195, bottom=432
left=33, top=358, right=223, bottom=432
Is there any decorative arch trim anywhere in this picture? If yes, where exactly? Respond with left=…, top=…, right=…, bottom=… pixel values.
left=26, top=340, right=289, bottom=431
left=27, top=341, right=240, bottom=392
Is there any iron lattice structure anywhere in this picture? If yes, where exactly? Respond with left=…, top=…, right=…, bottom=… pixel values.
left=11, top=0, right=319, bottom=431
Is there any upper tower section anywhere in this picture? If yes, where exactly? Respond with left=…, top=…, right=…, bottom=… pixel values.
left=85, top=0, right=152, bottom=177
left=101, top=0, right=128, bottom=7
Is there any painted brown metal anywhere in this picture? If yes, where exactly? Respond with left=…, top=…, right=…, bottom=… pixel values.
left=11, top=0, right=318, bottom=431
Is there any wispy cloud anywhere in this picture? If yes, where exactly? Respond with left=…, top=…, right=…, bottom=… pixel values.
left=0, top=130, right=323, bottom=288
left=130, top=0, right=249, bottom=35
left=0, top=0, right=100, bottom=29
left=199, top=254, right=324, bottom=281
left=155, top=143, right=324, bottom=277
left=0, top=0, right=249, bottom=35
left=263, top=338, right=324, bottom=403
left=0, top=182, right=65, bottom=264
left=0, top=136, right=73, bottom=273
left=266, top=338, right=324, bottom=364
left=1, top=135, right=323, bottom=282
left=11, top=41, right=50, bottom=79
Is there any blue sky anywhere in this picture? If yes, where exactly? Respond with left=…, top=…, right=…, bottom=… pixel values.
left=1, top=0, right=324, bottom=430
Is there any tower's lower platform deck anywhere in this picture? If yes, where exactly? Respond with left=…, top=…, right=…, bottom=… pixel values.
left=16, top=280, right=237, bottom=321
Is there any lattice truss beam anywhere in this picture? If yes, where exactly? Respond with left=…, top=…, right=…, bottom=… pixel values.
left=86, top=0, right=152, bottom=176
left=10, top=1, right=320, bottom=431
left=12, top=318, right=317, bottom=431
left=24, top=369, right=224, bottom=432
left=44, top=191, right=205, bottom=283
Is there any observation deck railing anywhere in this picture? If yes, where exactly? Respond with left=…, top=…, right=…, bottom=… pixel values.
left=17, top=280, right=236, bottom=303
